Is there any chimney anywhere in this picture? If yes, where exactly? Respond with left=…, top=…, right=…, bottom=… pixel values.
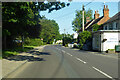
left=86, top=17, right=90, bottom=23
left=103, top=5, right=109, bottom=18
left=94, top=10, right=100, bottom=19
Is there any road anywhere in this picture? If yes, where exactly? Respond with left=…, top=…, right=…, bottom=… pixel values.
left=5, top=45, right=118, bottom=79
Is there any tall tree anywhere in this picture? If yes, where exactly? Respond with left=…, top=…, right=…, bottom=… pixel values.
left=72, top=9, right=93, bottom=32
left=2, top=2, right=70, bottom=49
left=39, top=19, right=60, bottom=44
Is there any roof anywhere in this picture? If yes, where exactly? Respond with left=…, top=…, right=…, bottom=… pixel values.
left=103, top=11, right=120, bottom=24
left=85, top=16, right=104, bottom=30
left=92, top=30, right=120, bottom=34
left=78, top=16, right=104, bottom=32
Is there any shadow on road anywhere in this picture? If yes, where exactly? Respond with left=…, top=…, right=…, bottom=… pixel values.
left=5, top=55, right=45, bottom=62
left=28, top=51, right=51, bottom=56
left=4, top=49, right=51, bottom=62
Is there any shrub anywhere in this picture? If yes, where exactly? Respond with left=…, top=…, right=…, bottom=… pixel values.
left=78, top=31, right=92, bottom=49
left=24, top=38, right=43, bottom=46
left=65, top=44, right=68, bottom=47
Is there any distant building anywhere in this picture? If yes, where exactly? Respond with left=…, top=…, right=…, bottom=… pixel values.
left=56, top=40, right=63, bottom=44
left=73, top=33, right=78, bottom=39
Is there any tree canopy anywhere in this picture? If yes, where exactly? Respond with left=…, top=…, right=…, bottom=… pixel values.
left=39, top=19, right=60, bottom=44
left=72, top=9, right=93, bottom=32
left=2, top=2, right=70, bottom=49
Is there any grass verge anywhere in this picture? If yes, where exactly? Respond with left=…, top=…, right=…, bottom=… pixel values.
left=3, top=46, right=34, bottom=58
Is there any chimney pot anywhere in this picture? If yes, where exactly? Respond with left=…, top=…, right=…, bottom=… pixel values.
left=103, top=5, right=109, bottom=18
left=106, top=5, right=108, bottom=8
left=104, top=5, right=105, bottom=8
left=94, top=10, right=100, bottom=19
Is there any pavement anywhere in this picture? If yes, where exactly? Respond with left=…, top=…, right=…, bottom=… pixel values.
left=2, top=45, right=45, bottom=78
left=2, top=45, right=118, bottom=79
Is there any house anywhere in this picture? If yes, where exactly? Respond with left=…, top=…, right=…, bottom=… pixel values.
left=56, top=40, right=63, bottom=44
left=103, top=12, right=120, bottom=30
left=73, top=33, right=78, bottom=39
left=92, top=12, right=120, bottom=52
left=80, top=5, right=110, bottom=32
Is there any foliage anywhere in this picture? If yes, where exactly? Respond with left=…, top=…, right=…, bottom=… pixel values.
left=39, top=19, right=60, bottom=44
left=92, top=24, right=101, bottom=32
left=108, top=49, right=115, bottom=51
left=24, top=38, right=43, bottom=46
left=65, top=44, right=68, bottom=47
left=62, top=34, right=73, bottom=46
left=78, top=31, right=92, bottom=49
left=3, top=46, right=34, bottom=58
left=72, top=9, right=93, bottom=32
left=2, top=2, right=70, bottom=49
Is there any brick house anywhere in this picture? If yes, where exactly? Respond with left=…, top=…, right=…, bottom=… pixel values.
left=83, top=5, right=110, bottom=31
left=79, top=5, right=111, bottom=50
left=103, top=12, right=120, bottom=30
left=92, top=12, right=120, bottom=51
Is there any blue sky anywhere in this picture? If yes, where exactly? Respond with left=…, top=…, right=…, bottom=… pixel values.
left=40, top=2, right=118, bottom=35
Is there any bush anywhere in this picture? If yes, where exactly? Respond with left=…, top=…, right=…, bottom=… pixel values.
left=78, top=31, right=92, bottom=49
left=65, top=44, right=68, bottom=47
left=73, top=44, right=79, bottom=48
left=24, top=38, right=43, bottom=46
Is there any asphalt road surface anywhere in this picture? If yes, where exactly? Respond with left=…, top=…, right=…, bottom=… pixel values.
left=5, top=45, right=118, bottom=79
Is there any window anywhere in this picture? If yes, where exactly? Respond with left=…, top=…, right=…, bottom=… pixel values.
left=109, top=23, right=113, bottom=30
left=116, top=22, right=118, bottom=30
left=104, top=26, right=107, bottom=30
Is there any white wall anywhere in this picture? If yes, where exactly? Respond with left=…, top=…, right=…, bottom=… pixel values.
left=73, top=33, right=78, bottom=39
left=92, top=31, right=120, bottom=51
left=102, top=32, right=119, bottom=51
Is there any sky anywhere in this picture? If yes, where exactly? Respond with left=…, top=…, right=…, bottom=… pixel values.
left=40, top=1, right=119, bottom=35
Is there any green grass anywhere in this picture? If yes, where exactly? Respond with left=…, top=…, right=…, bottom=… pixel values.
left=0, top=56, right=2, bottom=59
left=108, top=49, right=115, bottom=51
left=3, top=46, right=34, bottom=58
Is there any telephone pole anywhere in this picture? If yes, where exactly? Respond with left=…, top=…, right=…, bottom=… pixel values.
left=63, top=29, right=66, bottom=46
left=82, top=5, right=85, bottom=32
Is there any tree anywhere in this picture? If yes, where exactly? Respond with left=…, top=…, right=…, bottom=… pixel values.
left=92, top=24, right=101, bottom=32
left=39, top=19, right=60, bottom=44
left=72, top=9, right=93, bottom=32
left=2, top=2, right=70, bottom=49
left=78, top=31, right=92, bottom=49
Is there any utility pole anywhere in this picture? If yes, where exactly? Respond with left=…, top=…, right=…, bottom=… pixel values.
left=82, top=5, right=85, bottom=32
left=63, top=29, right=66, bottom=46
left=64, top=29, right=65, bottom=37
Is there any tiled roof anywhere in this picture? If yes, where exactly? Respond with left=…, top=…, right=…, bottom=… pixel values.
left=103, top=11, right=120, bottom=24
left=85, top=16, right=104, bottom=30
left=78, top=16, right=104, bottom=32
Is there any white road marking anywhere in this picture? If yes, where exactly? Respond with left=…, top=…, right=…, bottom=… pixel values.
left=92, top=66, right=114, bottom=80
left=66, top=53, right=73, bottom=56
left=56, top=48, right=61, bottom=51
left=62, top=50, right=65, bottom=53
left=76, top=57, right=87, bottom=64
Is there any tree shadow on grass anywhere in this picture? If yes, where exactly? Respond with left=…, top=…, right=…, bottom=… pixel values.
left=5, top=55, right=45, bottom=62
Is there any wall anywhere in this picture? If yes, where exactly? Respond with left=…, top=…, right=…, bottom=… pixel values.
left=92, top=31, right=120, bottom=51
left=102, top=32, right=120, bottom=51
left=92, top=33, right=101, bottom=51
left=103, top=20, right=119, bottom=30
